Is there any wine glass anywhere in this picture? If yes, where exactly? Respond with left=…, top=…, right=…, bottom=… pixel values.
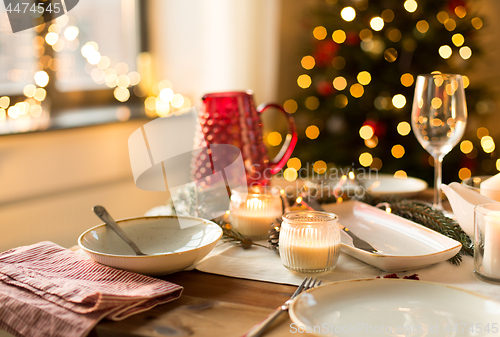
left=411, top=73, right=467, bottom=210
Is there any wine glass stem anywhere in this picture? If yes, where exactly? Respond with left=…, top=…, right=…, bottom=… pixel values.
left=433, top=155, right=443, bottom=210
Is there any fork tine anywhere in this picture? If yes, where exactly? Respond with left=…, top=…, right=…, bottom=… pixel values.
left=291, top=277, right=310, bottom=299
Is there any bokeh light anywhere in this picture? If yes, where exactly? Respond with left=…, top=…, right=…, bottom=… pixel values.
left=359, top=152, right=373, bottom=167
left=283, top=99, right=298, bottom=113
left=391, top=144, right=405, bottom=158
left=359, top=125, right=374, bottom=139
left=305, top=96, right=320, bottom=110
left=404, top=0, right=418, bottom=13
left=332, top=30, right=347, bottom=44
left=460, top=140, right=473, bottom=154
left=458, top=167, right=471, bottom=180
left=313, top=26, right=328, bottom=40
left=400, top=73, right=414, bottom=87
left=370, top=17, right=384, bottom=31
left=357, top=71, right=371, bottom=85
left=341, top=7, right=356, bottom=21
left=287, top=157, right=302, bottom=170
left=333, top=76, right=347, bottom=90
left=305, top=125, right=320, bottom=139
left=301, top=55, right=315, bottom=70
left=297, top=74, right=312, bottom=89
left=397, top=121, right=411, bottom=136
left=314, top=160, right=327, bottom=174
left=392, top=94, right=406, bottom=109
left=267, top=131, right=282, bottom=146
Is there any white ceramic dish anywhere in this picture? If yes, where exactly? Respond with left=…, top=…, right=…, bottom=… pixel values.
left=290, top=278, right=500, bottom=337
left=364, top=173, right=428, bottom=197
left=78, top=215, right=222, bottom=276
left=322, top=201, right=462, bottom=272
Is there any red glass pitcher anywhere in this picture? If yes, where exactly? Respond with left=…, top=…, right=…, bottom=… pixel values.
left=194, top=91, right=297, bottom=186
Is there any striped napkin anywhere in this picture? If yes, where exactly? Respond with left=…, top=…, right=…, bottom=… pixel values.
left=0, top=241, right=183, bottom=337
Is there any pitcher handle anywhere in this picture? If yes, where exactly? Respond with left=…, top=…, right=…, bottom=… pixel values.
left=257, top=103, right=298, bottom=175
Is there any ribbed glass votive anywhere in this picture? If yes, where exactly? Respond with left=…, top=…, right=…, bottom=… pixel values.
left=474, top=203, right=500, bottom=283
left=229, top=187, right=283, bottom=239
left=279, top=211, right=341, bottom=273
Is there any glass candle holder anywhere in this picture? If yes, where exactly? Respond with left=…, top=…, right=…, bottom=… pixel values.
left=279, top=211, right=341, bottom=273
left=474, top=203, right=500, bottom=283
left=229, top=187, right=283, bottom=239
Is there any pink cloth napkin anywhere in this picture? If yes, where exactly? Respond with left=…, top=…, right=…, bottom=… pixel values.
left=0, top=241, right=183, bottom=337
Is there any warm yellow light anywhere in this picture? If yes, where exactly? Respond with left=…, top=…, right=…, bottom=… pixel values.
left=305, top=96, right=320, bottom=110
left=437, top=11, right=449, bottom=24
left=313, top=26, right=327, bottom=40
left=481, top=136, right=495, bottom=153
left=341, top=7, right=356, bottom=22
left=370, top=17, right=384, bottom=31
left=448, top=37, right=463, bottom=51
left=350, top=84, right=364, bottom=98
left=471, top=17, right=483, bottom=30
left=416, top=20, right=429, bottom=33
left=392, top=94, right=406, bottom=109
left=171, top=94, right=184, bottom=108
left=458, top=167, right=471, bottom=180
left=394, top=170, right=408, bottom=179
left=305, top=125, right=320, bottom=139
left=397, top=121, right=411, bottom=136
left=332, top=30, right=346, bottom=44
left=287, top=157, right=302, bottom=170
left=460, top=140, right=473, bottom=154
left=34, top=71, right=49, bottom=87
left=333, top=76, right=347, bottom=91
left=33, top=88, right=46, bottom=101
left=15, top=102, right=29, bottom=115
left=387, top=28, right=402, bottom=42
left=365, top=136, right=378, bottom=148
left=400, top=73, right=414, bottom=87
left=459, top=46, right=472, bottom=60
left=497, top=159, right=500, bottom=171
left=297, top=74, right=312, bottom=89
left=23, top=84, right=37, bottom=97
left=455, top=6, right=467, bottom=18
left=463, top=75, right=470, bottom=88
left=439, top=45, right=452, bottom=59
left=384, top=48, right=398, bottom=62
left=477, top=127, right=489, bottom=139
left=8, top=106, right=20, bottom=119
left=359, top=125, right=374, bottom=140
left=404, top=0, right=418, bottom=13
left=97, top=56, right=111, bottom=70
left=45, top=32, right=58, bottom=46
left=359, top=152, right=373, bottom=167
left=284, top=168, right=298, bottom=182
left=114, top=87, right=130, bottom=102
left=359, top=29, right=373, bottom=42
left=29, top=104, right=42, bottom=118
left=381, top=9, right=394, bottom=22
left=267, top=131, right=282, bottom=146
left=64, top=26, right=79, bottom=41
left=334, top=94, right=348, bottom=108
left=283, top=99, right=298, bottom=113
left=116, top=75, right=130, bottom=88
left=313, top=160, right=327, bottom=174
left=0, top=109, right=5, bottom=121
left=144, top=96, right=156, bottom=111
left=431, top=97, right=442, bottom=109
left=128, top=72, right=141, bottom=85
left=444, top=18, right=456, bottom=31
left=392, top=144, right=405, bottom=158
left=160, top=88, right=174, bottom=102
left=0, top=96, right=9, bottom=109
left=357, top=71, right=371, bottom=85
left=301, top=55, right=315, bottom=70
left=87, top=51, right=101, bottom=65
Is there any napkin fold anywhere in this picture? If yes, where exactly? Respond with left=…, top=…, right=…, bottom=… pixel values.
left=0, top=241, right=183, bottom=337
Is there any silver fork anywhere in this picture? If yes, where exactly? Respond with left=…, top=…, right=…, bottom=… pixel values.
left=241, top=277, right=322, bottom=337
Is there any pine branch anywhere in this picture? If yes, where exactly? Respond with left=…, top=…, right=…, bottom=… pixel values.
left=215, top=217, right=271, bottom=250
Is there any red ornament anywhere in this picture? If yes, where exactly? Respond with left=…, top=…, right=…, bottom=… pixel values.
left=316, top=80, right=335, bottom=96
left=313, top=40, right=339, bottom=67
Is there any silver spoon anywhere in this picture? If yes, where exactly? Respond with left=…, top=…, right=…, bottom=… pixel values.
left=93, top=205, right=146, bottom=256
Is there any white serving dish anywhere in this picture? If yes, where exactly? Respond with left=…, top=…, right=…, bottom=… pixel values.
left=364, top=173, right=428, bottom=197
left=290, top=278, right=500, bottom=337
left=322, top=201, right=462, bottom=272
left=78, top=215, right=222, bottom=276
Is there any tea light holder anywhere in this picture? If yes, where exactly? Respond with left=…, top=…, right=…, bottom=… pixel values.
left=474, top=203, right=500, bottom=283
left=229, top=187, right=283, bottom=239
left=279, top=211, right=341, bottom=273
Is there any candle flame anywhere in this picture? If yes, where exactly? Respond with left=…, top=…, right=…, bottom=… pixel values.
left=386, top=207, right=392, bottom=213
left=348, top=171, right=355, bottom=179
left=296, top=196, right=303, bottom=204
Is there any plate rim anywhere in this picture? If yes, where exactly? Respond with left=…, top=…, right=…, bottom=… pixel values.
left=365, top=173, right=428, bottom=196
left=289, top=278, right=500, bottom=335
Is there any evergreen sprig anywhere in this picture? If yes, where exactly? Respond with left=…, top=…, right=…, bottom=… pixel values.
left=215, top=216, right=270, bottom=250
left=362, top=194, right=474, bottom=265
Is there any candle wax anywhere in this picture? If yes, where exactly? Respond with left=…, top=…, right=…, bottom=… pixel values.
left=480, top=173, right=500, bottom=202
left=280, top=242, right=339, bottom=271
left=482, top=211, right=500, bottom=278
left=230, top=210, right=282, bottom=238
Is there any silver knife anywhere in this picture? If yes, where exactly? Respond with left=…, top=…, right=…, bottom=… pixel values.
left=297, top=195, right=378, bottom=254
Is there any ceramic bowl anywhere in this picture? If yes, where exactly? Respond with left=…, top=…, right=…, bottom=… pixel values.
left=78, top=215, right=222, bottom=276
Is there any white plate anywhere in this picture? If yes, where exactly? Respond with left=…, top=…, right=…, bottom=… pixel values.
left=290, top=279, right=500, bottom=337
left=364, top=173, right=428, bottom=197
left=322, top=201, right=462, bottom=272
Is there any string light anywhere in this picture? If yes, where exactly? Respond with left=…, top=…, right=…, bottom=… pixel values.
left=397, top=122, right=411, bottom=136
left=370, top=17, right=384, bottom=31
left=305, top=125, right=320, bottom=139
left=283, top=99, right=298, bottom=113
left=341, top=7, right=356, bottom=21
left=438, top=45, right=452, bottom=59
left=332, top=30, right=346, bottom=43
left=301, top=55, right=315, bottom=69
left=297, top=74, right=312, bottom=89
left=458, top=167, right=471, bottom=180
left=267, top=132, right=282, bottom=146
left=392, top=94, right=406, bottom=108
left=460, top=140, right=473, bottom=154
left=391, top=144, right=405, bottom=158
left=404, top=0, right=418, bottom=13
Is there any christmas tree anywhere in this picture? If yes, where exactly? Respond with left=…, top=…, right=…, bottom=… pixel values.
left=284, top=0, right=491, bottom=184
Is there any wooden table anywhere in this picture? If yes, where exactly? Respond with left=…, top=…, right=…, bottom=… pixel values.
left=91, top=189, right=445, bottom=337
left=93, top=271, right=302, bottom=337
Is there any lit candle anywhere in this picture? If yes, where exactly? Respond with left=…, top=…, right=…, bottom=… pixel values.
left=480, top=173, right=500, bottom=202
left=279, top=211, right=341, bottom=273
left=229, top=188, right=283, bottom=239
left=482, top=211, right=500, bottom=278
